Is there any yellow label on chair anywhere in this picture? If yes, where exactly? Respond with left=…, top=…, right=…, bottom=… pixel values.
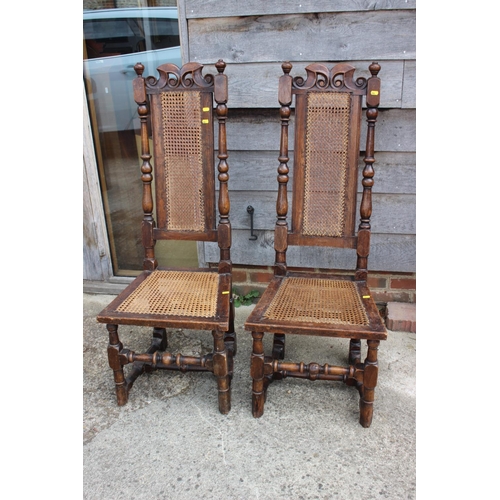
left=370, top=90, right=379, bottom=96
left=202, top=107, right=210, bottom=112
left=222, top=291, right=230, bottom=295
left=202, top=119, right=209, bottom=124
left=362, top=295, right=371, bottom=299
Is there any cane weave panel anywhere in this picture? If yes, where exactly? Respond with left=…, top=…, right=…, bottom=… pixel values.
left=161, top=91, right=206, bottom=232
left=264, top=277, right=369, bottom=326
left=302, top=92, right=351, bottom=237
left=116, top=271, right=219, bottom=318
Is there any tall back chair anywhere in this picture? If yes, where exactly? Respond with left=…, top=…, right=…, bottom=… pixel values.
left=97, top=60, right=235, bottom=414
left=245, top=62, right=388, bottom=427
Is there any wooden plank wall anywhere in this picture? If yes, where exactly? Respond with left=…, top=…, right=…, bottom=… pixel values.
left=178, top=0, right=416, bottom=273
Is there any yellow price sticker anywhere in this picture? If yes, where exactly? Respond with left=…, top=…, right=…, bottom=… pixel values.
left=222, top=291, right=230, bottom=295
left=370, top=90, right=379, bottom=96
left=362, top=295, right=371, bottom=299
left=202, top=119, right=209, bottom=124
left=202, top=107, right=210, bottom=112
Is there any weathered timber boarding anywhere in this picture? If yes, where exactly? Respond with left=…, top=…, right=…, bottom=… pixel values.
left=83, top=84, right=113, bottom=281
left=176, top=1, right=416, bottom=273
left=184, top=1, right=416, bottom=18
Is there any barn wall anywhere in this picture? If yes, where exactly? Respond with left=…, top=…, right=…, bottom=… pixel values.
left=178, top=0, right=416, bottom=273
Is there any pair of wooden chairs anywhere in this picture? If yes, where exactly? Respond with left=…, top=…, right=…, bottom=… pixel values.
left=96, top=59, right=388, bottom=427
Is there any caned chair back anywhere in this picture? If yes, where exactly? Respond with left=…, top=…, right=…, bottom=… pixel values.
left=278, top=62, right=380, bottom=251
left=134, top=61, right=230, bottom=245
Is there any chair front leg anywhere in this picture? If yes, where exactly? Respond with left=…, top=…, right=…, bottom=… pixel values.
left=250, top=332, right=266, bottom=417
left=212, top=329, right=231, bottom=414
left=359, top=339, right=380, bottom=428
left=106, top=324, right=128, bottom=406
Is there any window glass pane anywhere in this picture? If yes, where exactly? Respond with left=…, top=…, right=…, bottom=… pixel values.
left=83, top=3, right=199, bottom=276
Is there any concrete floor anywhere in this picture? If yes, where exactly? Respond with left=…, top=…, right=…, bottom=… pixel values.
left=83, top=292, right=416, bottom=499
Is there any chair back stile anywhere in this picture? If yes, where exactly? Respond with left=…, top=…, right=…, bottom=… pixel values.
left=133, top=62, right=157, bottom=271
left=356, top=62, right=381, bottom=280
left=213, top=60, right=232, bottom=275
left=274, top=62, right=293, bottom=277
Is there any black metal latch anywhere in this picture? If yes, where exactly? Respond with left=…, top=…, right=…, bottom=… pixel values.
left=247, top=205, right=257, bottom=240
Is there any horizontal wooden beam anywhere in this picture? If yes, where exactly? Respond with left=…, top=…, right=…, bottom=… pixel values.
left=185, top=0, right=416, bottom=19
left=217, top=151, right=415, bottom=194
left=222, top=191, right=415, bottom=233
left=200, top=60, right=410, bottom=109
left=204, top=231, right=416, bottom=272
left=216, top=108, right=415, bottom=152
left=189, top=11, right=416, bottom=63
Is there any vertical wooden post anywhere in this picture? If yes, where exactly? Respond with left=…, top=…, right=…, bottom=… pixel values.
left=106, top=324, right=128, bottom=406
left=250, top=332, right=266, bottom=417
left=214, top=60, right=232, bottom=275
left=274, top=62, right=293, bottom=277
left=134, top=63, right=157, bottom=271
left=360, top=339, right=380, bottom=427
left=356, top=62, right=380, bottom=281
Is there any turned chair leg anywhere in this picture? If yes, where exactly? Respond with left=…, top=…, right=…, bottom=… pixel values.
left=106, top=324, right=128, bottom=406
left=212, top=330, right=231, bottom=414
left=250, top=332, right=265, bottom=417
left=359, top=339, right=380, bottom=428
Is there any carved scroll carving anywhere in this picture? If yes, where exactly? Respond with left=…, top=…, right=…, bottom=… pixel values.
left=144, top=62, right=214, bottom=91
left=292, top=63, right=367, bottom=92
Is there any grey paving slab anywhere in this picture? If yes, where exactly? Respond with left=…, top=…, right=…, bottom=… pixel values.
left=84, top=293, right=416, bottom=500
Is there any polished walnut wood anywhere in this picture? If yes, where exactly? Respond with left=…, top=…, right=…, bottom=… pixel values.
left=97, top=60, right=235, bottom=414
left=245, top=62, right=387, bottom=427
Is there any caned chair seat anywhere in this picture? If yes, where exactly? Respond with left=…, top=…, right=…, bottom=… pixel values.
left=97, top=269, right=231, bottom=331
left=245, top=273, right=387, bottom=339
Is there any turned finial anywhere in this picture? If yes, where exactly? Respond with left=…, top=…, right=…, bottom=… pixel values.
left=369, top=62, right=381, bottom=77
left=134, top=62, right=145, bottom=76
left=282, top=61, right=292, bottom=75
left=215, top=59, right=226, bottom=73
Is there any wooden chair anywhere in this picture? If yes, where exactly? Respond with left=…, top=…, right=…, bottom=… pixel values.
left=97, top=60, right=235, bottom=414
left=245, top=62, right=388, bottom=427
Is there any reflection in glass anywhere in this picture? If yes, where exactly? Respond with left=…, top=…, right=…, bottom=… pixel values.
left=84, top=6, right=198, bottom=275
